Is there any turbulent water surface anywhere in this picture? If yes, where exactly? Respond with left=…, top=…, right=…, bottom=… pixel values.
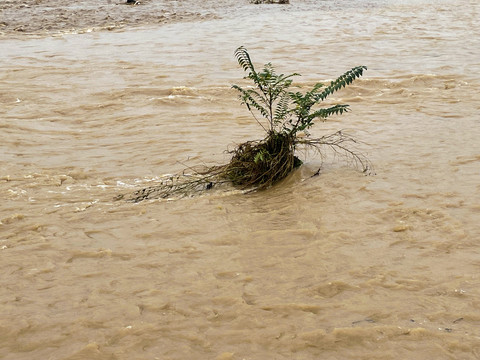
left=1, top=0, right=480, bottom=359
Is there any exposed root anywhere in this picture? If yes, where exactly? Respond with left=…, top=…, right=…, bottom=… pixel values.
left=122, top=167, right=226, bottom=203
left=117, top=130, right=372, bottom=203
left=120, top=132, right=299, bottom=202
left=296, top=130, right=374, bottom=175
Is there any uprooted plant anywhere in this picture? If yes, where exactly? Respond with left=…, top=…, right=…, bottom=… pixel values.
left=123, top=46, right=371, bottom=202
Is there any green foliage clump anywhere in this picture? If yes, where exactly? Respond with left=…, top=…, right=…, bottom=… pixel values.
left=232, top=46, right=366, bottom=137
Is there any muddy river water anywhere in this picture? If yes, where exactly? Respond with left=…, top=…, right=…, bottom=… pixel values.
left=1, top=0, right=480, bottom=359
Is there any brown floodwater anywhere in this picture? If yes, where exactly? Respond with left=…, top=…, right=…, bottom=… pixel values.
left=1, top=0, right=480, bottom=359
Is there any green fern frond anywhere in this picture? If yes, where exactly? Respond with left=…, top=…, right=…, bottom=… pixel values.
left=315, top=66, right=367, bottom=101
left=232, top=84, right=270, bottom=119
left=234, top=46, right=256, bottom=74
left=311, top=82, right=324, bottom=92
left=276, top=73, right=300, bottom=85
left=274, top=91, right=291, bottom=123
left=233, top=47, right=366, bottom=137
left=260, top=63, right=276, bottom=79
left=310, top=104, right=350, bottom=119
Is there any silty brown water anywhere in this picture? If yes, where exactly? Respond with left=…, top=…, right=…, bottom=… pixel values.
left=1, top=0, right=480, bottom=359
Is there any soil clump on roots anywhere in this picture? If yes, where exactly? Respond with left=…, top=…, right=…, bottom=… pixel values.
left=224, top=132, right=300, bottom=189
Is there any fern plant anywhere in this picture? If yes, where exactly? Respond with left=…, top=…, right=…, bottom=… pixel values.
left=232, top=46, right=367, bottom=136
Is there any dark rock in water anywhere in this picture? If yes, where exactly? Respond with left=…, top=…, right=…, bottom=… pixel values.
left=251, top=0, right=289, bottom=3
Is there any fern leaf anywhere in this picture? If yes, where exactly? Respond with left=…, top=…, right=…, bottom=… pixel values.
left=310, top=104, right=350, bottom=119
left=315, top=66, right=366, bottom=101
left=232, top=84, right=270, bottom=119
left=274, top=91, right=291, bottom=123
left=234, top=46, right=256, bottom=74
left=273, top=73, right=300, bottom=88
